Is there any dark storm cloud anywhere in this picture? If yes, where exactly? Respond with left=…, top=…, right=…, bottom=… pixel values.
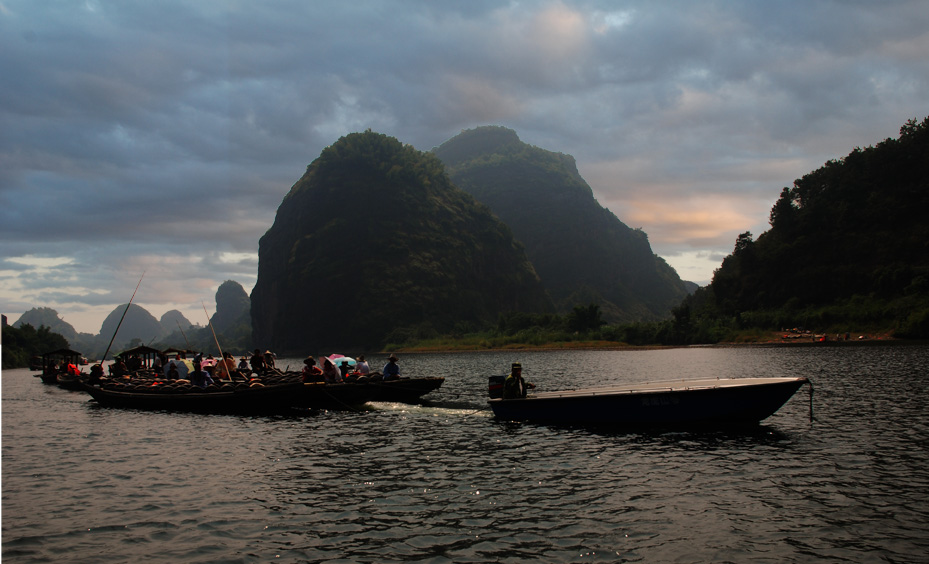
left=2, top=0, right=927, bottom=331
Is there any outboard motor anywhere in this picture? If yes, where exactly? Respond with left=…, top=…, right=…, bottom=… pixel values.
left=488, top=375, right=506, bottom=399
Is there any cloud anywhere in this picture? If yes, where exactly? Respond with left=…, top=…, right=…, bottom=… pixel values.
left=2, top=0, right=928, bottom=331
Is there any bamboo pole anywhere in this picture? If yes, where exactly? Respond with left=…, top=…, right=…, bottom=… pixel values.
left=202, top=302, right=229, bottom=380
left=101, top=271, right=145, bottom=362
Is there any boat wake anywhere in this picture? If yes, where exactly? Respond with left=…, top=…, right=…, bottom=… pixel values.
left=366, top=400, right=492, bottom=417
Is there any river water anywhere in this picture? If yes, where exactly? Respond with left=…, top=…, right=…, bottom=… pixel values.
left=3, top=344, right=928, bottom=563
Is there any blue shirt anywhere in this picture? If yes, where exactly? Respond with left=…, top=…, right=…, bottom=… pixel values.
left=382, top=361, right=400, bottom=379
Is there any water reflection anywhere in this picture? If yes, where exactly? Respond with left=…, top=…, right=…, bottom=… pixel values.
left=4, top=344, right=929, bottom=563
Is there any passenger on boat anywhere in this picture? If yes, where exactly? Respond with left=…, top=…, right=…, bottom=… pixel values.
left=356, top=355, right=370, bottom=376
left=190, top=367, right=214, bottom=389
left=302, top=356, right=323, bottom=382
left=339, top=360, right=352, bottom=379
left=214, top=352, right=238, bottom=380
left=167, top=362, right=180, bottom=380
left=238, top=356, right=250, bottom=371
left=321, top=357, right=342, bottom=383
left=264, top=350, right=276, bottom=369
left=502, top=362, right=534, bottom=399
left=88, top=363, right=105, bottom=385
left=250, top=349, right=266, bottom=373
left=111, top=357, right=129, bottom=378
left=153, top=355, right=164, bottom=372
left=382, top=354, right=400, bottom=381
left=126, top=354, right=143, bottom=372
left=202, top=354, right=217, bottom=375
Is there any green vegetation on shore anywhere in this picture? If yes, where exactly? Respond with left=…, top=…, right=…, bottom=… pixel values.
left=2, top=323, right=70, bottom=369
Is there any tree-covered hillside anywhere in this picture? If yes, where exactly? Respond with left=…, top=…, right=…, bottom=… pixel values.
left=678, top=116, right=929, bottom=339
left=251, top=131, right=553, bottom=352
left=434, top=126, right=689, bottom=323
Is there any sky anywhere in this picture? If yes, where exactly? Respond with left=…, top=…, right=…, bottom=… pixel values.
left=2, top=1, right=928, bottom=335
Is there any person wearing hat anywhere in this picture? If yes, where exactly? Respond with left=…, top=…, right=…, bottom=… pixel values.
left=263, top=350, right=276, bottom=370
left=382, top=354, right=401, bottom=381
left=301, top=356, right=323, bottom=382
left=502, top=362, right=534, bottom=399
left=250, top=348, right=266, bottom=373
left=321, top=357, right=342, bottom=383
left=356, top=355, right=370, bottom=376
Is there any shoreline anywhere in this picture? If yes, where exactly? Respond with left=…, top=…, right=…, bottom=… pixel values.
left=389, top=332, right=911, bottom=355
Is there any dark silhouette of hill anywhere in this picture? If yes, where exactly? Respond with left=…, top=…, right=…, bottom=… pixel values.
left=210, top=280, right=250, bottom=334
left=678, top=116, right=929, bottom=339
left=160, top=310, right=192, bottom=334
left=433, top=126, right=689, bottom=322
left=100, top=303, right=165, bottom=350
left=251, top=130, right=553, bottom=352
left=14, top=307, right=79, bottom=343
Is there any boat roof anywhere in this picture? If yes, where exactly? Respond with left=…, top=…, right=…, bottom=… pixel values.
left=41, top=348, right=83, bottom=359
left=118, top=345, right=163, bottom=356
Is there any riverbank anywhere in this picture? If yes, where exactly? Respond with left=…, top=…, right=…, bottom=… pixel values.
left=390, top=330, right=902, bottom=353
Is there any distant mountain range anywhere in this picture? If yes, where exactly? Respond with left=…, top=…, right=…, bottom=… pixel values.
left=14, top=280, right=250, bottom=358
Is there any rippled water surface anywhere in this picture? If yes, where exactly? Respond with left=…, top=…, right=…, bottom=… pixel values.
left=4, top=345, right=929, bottom=563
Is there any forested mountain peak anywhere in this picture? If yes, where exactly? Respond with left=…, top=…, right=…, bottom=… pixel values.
left=431, top=126, right=523, bottom=166
left=434, top=126, right=689, bottom=323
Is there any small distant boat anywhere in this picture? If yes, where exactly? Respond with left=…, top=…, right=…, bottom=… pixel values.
left=34, top=348, right=85, bottom=385
left=487, top=376, right=810, bottom=426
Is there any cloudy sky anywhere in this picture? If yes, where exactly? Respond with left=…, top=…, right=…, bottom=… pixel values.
left=2, top=1, right=927, bottom=335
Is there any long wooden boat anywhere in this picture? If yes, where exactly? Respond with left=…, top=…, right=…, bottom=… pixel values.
left=82, top=380, right=306, bottom=414
left=487, top=376, right=810, bottom=426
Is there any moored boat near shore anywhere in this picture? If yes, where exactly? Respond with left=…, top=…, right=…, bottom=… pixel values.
left=487, top=376, right=810, bottom=426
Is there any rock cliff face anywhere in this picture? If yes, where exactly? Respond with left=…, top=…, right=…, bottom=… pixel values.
left=434, top=126, right=689, bottom=322
left=251, top=131, right=553, bottom=352
left=210, top=280, right=250, bottom=333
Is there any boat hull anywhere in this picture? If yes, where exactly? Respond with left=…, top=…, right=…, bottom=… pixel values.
left=488, top=377, right=809, bottom=426
left=83, top=382, right=305, bottom=414
left=371, top=377, right=445, bottom=403
left=295, top=382, right=379, bottom=408
left=289, top=376, right=445, bottom=407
